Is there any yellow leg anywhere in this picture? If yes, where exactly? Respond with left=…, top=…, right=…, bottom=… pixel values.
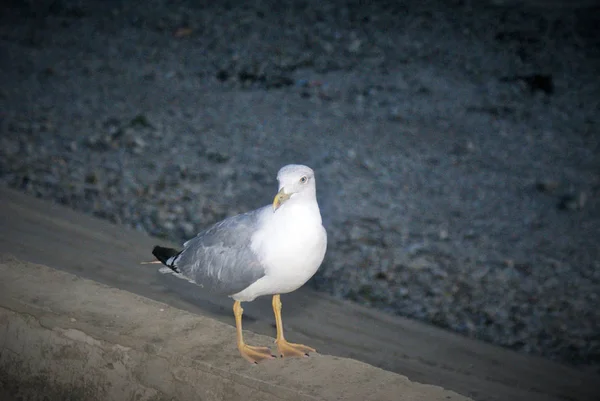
left=272, top=294, right=316, bottom=358
left=233, top=301, right=274, bottom=364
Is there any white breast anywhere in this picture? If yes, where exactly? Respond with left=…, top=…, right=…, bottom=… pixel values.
left=234, top=201, right=327, bottom=302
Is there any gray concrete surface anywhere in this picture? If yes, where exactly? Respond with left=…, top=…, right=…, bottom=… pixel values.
left=0, top=187, right=598, bottom=401
left=0, top=255, right=471, bottom=401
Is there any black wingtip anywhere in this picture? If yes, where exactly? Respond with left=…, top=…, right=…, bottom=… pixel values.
left=152, top=245, right=180, bottom=267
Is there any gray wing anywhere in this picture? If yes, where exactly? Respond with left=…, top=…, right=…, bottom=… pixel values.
left=172, top=207, right=268, bottom=296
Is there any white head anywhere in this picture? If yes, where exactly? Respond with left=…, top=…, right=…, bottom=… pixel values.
left=272, top=164, right=317, bottom=211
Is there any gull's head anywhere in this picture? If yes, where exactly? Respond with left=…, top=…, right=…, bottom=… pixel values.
left=272, top=164, right=316, bottom=211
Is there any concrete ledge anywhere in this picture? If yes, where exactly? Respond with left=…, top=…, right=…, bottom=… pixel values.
left=1, top=187, right=598, bottom=401
left=0, top=255, right=471, bottom=401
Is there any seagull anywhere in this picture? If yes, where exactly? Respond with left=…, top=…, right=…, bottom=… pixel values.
left=150, top=164, right=327, bottom=363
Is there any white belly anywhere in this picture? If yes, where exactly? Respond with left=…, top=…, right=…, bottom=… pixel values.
left=232, top=203, right=327, bottom=302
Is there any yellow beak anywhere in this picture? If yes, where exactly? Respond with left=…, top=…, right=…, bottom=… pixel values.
left=272, top=188, right=291, bottom=211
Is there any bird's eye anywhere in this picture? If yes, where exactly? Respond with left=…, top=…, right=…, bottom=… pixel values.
left=299, top=176, right=308, bottom=184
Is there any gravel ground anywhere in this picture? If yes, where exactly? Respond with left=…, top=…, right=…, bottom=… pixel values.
left=1, top=0, right=599, bottom=371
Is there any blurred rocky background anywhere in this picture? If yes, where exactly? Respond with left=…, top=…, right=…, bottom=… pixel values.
left=1, top=0, right=598, bottom=371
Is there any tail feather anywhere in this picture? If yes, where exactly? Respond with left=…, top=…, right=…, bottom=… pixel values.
left=152, top=246, right=181, bottom=272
